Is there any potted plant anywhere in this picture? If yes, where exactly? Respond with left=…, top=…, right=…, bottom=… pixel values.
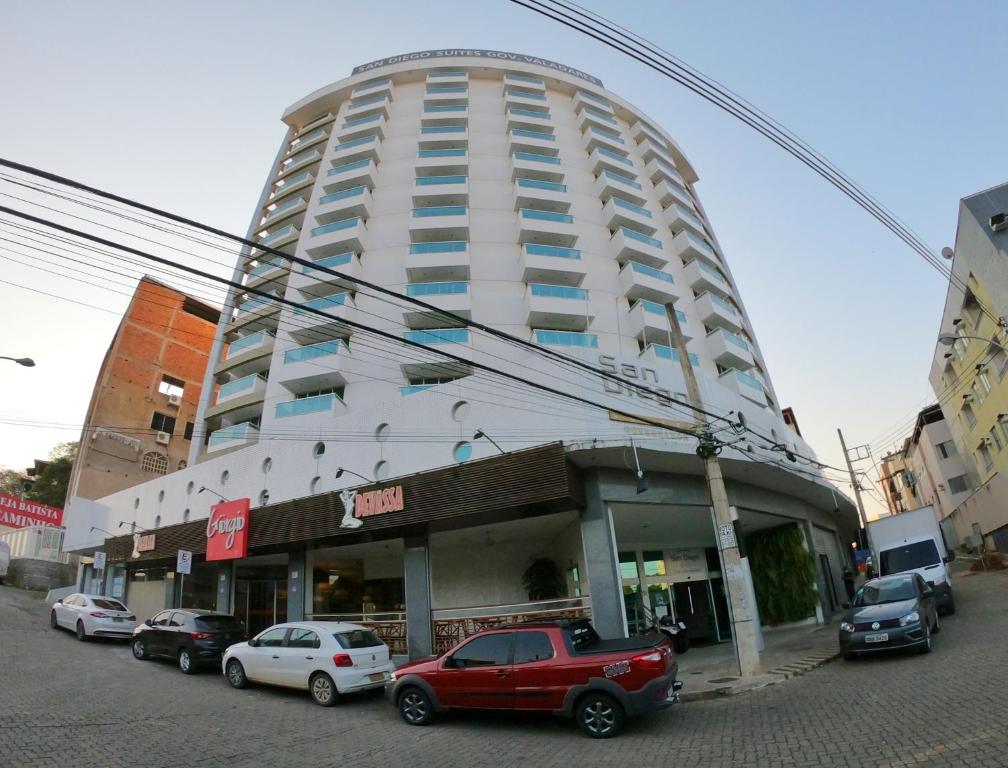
left=522, top=557, right=564, bottom=601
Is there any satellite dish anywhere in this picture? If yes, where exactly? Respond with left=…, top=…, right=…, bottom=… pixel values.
left=941, top=247, right=954, bottom=260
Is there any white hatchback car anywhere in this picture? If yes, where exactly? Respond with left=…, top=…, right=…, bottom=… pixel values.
left=50, top=593, right=137, bottom=641
left=222, top=621, right=394, bottom=706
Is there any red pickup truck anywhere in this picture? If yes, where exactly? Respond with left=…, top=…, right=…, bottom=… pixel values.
left=388, top=618, right=682, bottom=738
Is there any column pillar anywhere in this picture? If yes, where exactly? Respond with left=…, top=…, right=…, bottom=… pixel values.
left=404, top=535, right=433, bottom=660
left=286, top=548, right=306, bottom=622
left=216, top=562, right=233, bottom=614
left=580, top=470, right=627, bottom=639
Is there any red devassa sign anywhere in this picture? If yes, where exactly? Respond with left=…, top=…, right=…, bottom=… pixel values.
left=205, top=498, right=250, bottom=561
left=0, top=492, right=64, bottom=529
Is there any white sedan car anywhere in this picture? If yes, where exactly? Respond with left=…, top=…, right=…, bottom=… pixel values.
left=50, top=593, right=137, bottom=641
left=222, top=621, right=394, bottom=706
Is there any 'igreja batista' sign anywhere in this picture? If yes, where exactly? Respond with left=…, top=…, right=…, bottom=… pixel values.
left=352, top=50, right=603, bottom=87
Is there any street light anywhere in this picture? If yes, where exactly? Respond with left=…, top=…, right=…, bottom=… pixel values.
left=197, top=486, right=230, bottom=503
left=335, top=467, right=372, bottom=484
left=937, top=334, right=1008, bottom=352
left=0, top=356, right=35, bottom=367
left=472, top=428, right=505, bottom=454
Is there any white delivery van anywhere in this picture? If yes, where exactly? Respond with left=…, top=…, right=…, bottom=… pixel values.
left=868, top=506, right=956, bottom=614
left=0, top=540, right=10, bottom=584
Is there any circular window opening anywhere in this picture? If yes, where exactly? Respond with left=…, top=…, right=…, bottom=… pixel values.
left=375, top=423, right=390, bottom=443
left=221, top=470, right=229, bottom=486
left=157, top=490, right=165, bottom=503
left=453, top=441, right=473, bottom=464
left=186, top=481, right=195, bottom=495
left=313, top=442, right=326, bottom=458
left=133, top=497, right=140, bottom=510
left=310, top=476, right=322, bottom=494
left=259, top=490, right=270, bottom=506
left=451, top=401, right=470, bottom=422
left=262, top=457, right=272, bottom=474
left=374, top=460, right=390, bottom=481
left=183, top=508, right=191, bottom=523
left=154, top=515, right=161, bottom=529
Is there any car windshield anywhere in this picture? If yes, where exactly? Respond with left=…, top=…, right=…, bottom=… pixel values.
left=196, top=616, right=245, bottom=632
left=92, top=599, right=127, bottom=611
left=879, top=540, right=940, bottom=575
left=853, top=577, right=917, bottom=606
left=333, top=629, right=382, bottom=649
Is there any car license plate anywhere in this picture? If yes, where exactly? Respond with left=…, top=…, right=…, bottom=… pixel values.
left=114, top=618, right=124, bottom=622
left=368, top=672, right=388, bottom=682
left=864, top=632, right=888, bottom=643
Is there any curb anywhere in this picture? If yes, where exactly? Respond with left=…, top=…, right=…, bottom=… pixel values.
left=680, top=649, right=840, bottom=702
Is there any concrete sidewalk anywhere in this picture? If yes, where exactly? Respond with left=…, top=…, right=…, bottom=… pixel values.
left=676, top=620, right=840, bottom=701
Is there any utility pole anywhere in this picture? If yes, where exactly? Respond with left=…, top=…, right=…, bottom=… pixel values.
left=837, top=428, right=872, bottom=553
left=664, top=304, right=761, bottom=677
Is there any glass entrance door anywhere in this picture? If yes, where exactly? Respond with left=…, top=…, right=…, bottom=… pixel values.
left=234, top=579, right=288, bottom=637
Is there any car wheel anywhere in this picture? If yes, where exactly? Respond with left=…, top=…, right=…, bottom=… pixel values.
left=576, top=692, right=626, bottom=739
left=178, top=648, right=197, bottom=675
left=132, top=638, right=149, bottom=660
left=225, top=659, right=248, bottom=689
left=75, top=620, right=87, bottom=642
left=50, top=610, right=58, bottom=630
left=673, top=635, right=690, bottom=654
left=309, top=672, right=338, bottom=707
left=398, top=687, right=433, bottom=726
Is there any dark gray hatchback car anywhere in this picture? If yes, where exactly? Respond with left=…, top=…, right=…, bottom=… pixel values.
left=838, top=573, right=939, bottom=659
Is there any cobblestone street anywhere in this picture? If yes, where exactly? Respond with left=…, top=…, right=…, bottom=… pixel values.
left=3, top=566, right=1007, bottom=768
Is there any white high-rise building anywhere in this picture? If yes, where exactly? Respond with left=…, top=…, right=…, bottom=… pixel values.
left=66, top=51, right=857, bottom=656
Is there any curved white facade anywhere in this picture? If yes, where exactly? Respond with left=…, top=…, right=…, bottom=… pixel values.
left=67, top=52, right=840, bottom=551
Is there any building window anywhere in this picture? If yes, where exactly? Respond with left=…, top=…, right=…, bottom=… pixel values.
left=453, top=441, right=472, bottom=463
left=158, top=375, right=185, bottom=398
left=977, top=371, right=992, bottom=397
left=184, top=422, right=194, bottom=441
left=990, top=427, right=1003, bottom=452
left=962, top=405, right=977, bottom=430
left=936, top=441, right=956, bottom=459
left=151, top=412, right=176, bottom=434
left=948, top=475, right=969, bottom=494
left=141, top=452, right=169, bottom=475
left=978, top=443, right=994, bottom=471
left=994, top=348, right=1008, bottom=380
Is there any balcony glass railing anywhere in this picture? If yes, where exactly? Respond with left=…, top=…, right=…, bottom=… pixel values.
left=648, top=344, right=699, bottom=366
left=602, top=169, right=642, bottom=190
left=517, top=177, right=567, bottom=193
left=406, top=281, right=469, bottom=297
left=530, top=283, right=587, bottom=300
left=735, top=369, right=762, bottom=390
left=276, top=393, right=337, bottom=418
left=582, top=105, right=617, bottom=125
left=639, top=300, right=686, bottom=322
left=588, top=125, right=624, bottom=144
left=424, top=104, right=467, bottom=113
left=289, top=128, right=327, bottom=149
left=262, top=196, right=302, bottom=221
left=629, top=261, right=674, bottom=283
left=651, top=156, right=685, bottom=183
left=671, top=203, right=705, bottom=232
left=525, top=243, right=580, bottom=260
left=596, top=147, right=633, bottom=166
left=333, top=135, right=378, bottom=152
left=349, top=93, right=387, bottom=108
left=400, top=384, right=436, bottom=396
left=577, top=89, right=610, bottom=106
left=258, top=225, right=296, bottom=246
left=611, top=197, right=652, bottom=218
left=271, top=171, right=311, bottom=197
left=513, top=151, right=560, bottom=165
left=619, top=227, right=662, bottom=249
left=328, top=158, right=372, bottom=177
left=310, top=218, right=360, bottom=237
left=249, top=258, right=286, bottom=277
left=506, top=88, right=547, bottom=101
left=409, top=241, right=467, bottom=254
left=237, top=296, right=271, bottom=315
left=415, top=175, right=467, bottom=186
left=534, top=330, right=598, bottom=348
left=341, top=113, right=381, bottom=129
left=716, top=329, right=749, bottom=351
left=294, top=293, right=349, bottom=316
left=352, top=78, right=391, bottom=94
left=284, top=339, right=343, bottom=364
left=319, top=186, right=366, bottom=204
left=208, top=422, right=255, bottom=448
left=302, top=252, right=354, bottom=275
left=418, top=148, right=467, bottom=158
left=226, top=330, right=267, bottom=358
left=509, top=107, right=550, bottom=119
left=428, top=70, right=466, bottom=78
left=512, top=128, right=555, bottom=142
left=421, top=125, right=466, bottom=134
left=695, top=260, right=726, bottom=283
left=505, top=73, right=545, bottom=85
left=282, top=149, right=321, bottom=172
left=426, top=86, right=468, bottom=94
left=412, top=206, right=466, bottom=218
left=706, top=292, right=738, bottom=314
left=521, top=208, right=573, bottom=223
left=218, top=373, right=261, bottom=400
left=404, top=328, right=470, bottom=344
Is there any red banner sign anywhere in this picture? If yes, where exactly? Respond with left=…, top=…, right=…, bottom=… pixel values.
left=206, top=498, right=250, bottom=561
left=0, top=492, right=64, bottom=529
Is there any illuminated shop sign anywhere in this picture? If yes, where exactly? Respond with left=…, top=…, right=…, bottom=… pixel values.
left=206, top=498, right=250, bottom=561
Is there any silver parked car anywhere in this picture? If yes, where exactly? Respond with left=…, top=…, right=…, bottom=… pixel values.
left=50, top=593, right=138, bottom=641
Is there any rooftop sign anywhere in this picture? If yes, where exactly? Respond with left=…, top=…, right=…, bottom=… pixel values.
left=352, top=49, right=603, bottom=87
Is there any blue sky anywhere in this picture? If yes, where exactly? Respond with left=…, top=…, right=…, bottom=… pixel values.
left=1, top=1, right=1003, bottom=515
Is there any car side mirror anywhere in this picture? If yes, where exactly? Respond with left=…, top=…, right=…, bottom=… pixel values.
left=248, top=638, right=258, bottom=648
left=841, top=602, right=850, bottom=610
left=314, top=638, right=321, bottom=649
left=943, top=552, right=955, bottom=563
left=443, top=655, right=456, bottom=669
left=145, top=618, right=153, bottom=626
left=56, top=598, right=63, bottom=604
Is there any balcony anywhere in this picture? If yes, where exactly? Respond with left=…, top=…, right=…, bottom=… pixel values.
left=525, top=283, right=593, bottom=331
left=402, top=281, right=471, bottom=329
left=269, top=170, right=314, bottom=204
left=289, top=293, right=356, bottom=342
left=338, top=113, right=387, bottom=142
left=412, top=175, right=468, bottom=205
left=317, top=185, right=372, bottom=221
left=671, top=229, right=718, bottom=266
left=618, top=261, right=679, bottom=303
left=654, top=178, right=693, bottom=211
left=322, top=158, right=377, bottom=192
left=508, top=128, right=557, bottom=153
left=416, top=148, right=468, bottom=172
left=344, top=94, right=390, bottom=121
left=226, top=295, right=280, bottom=335
left=400, top=328, right=474, bottom=379
left=425, top=85, right=469, bottom=102
left=216, top=372, right=267, bottom=406
left=423, top=103, right=468, bottom=117
left=707, top=328, right=754, bottom=369
left=695, top=291, right=742, bottom=331
left=256, top=224, right=299, bottom=252
left=589, top=146, right=635, bottom=176
left=259, top=196, right=306, bottom=230
left=306, top=217, right=366, bottom=258
left=626, top=300, right=690, bottom=345
left=299, top=252, right=362, bottom=292
left=630, top=120, right=665, bottom=147
left=330, top=134, right=381, bottom=164
left=639, top=343, right=700, bottom=368
left=520, top=243, right=585, bottom=287
left=594, top=169, right=646, bottom=205
left=296, top=113, right=335, bottom=135
left=683, top=258, right=729, bottom=295
left=504, top=88, right=548, bottom=110
left=583, top=125, right=626, bottom=154
left=278, top=149, right=322, bottom=179
left=504, top=72, right=546, bottom=91
left=280, top=339, right=352, bottom=391
left=603, top=197, right=657, bottom=234
left=645, top=156, right=686, bottom=187
left=351, top=77, right=392, bottom=98
left=275, top=392, right=346, bottom=420
left=516, top=208, right=577, bottom=248
left=532, top=329, right=599, bottom=349
left=207, top=421, right=259, bottom=453
left=578, top=105, right=619, bottom=133
left=419, top=124, right=468, bottom=143
left=426, top=70, right=468, bottom=85
left=410, top=205, right=469, bottom=242
left=610, top=227, right=666, bottom=269
left=720, top=368, right=766, bottom=406
left=287, top=127, right=329, bottom=156
left=507, top=107, right=552, bottom=131
left=511, top=151, right=564, bottom=183
left=244, top=257, right=290, bottom=292
left=513, top=178, right=569, bottom=213
left=407, top=240, right=470, bottom=281
left=666, top=203, right=708, bottom=238
left=638, top=137, right=676, bottom=169
left=572, top=89, right=613, bottom=115
left=215, top=330, right=275, bottom=379
left=206, top=374, right=266, bottom=421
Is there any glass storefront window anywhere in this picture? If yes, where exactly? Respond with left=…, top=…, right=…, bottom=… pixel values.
left=618, top=551, right=639, bottom=580
left=312, top=554, right=404, bottom=618
left=646, top=582, right=673, bottom=621
left=642, top=550, right=666, bottom=577
left=179, top=562, right=219, bottom=611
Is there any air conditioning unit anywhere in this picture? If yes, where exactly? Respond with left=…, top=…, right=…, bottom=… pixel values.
left=962, top=393, right=975, bottom=404
left=982, top=436, right=994, bottom=447
left=167, top=394, right=182, bottom=407
left=990, top=212, right=1007, bottom=233
left=155, top=431, right=171, bottom=445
